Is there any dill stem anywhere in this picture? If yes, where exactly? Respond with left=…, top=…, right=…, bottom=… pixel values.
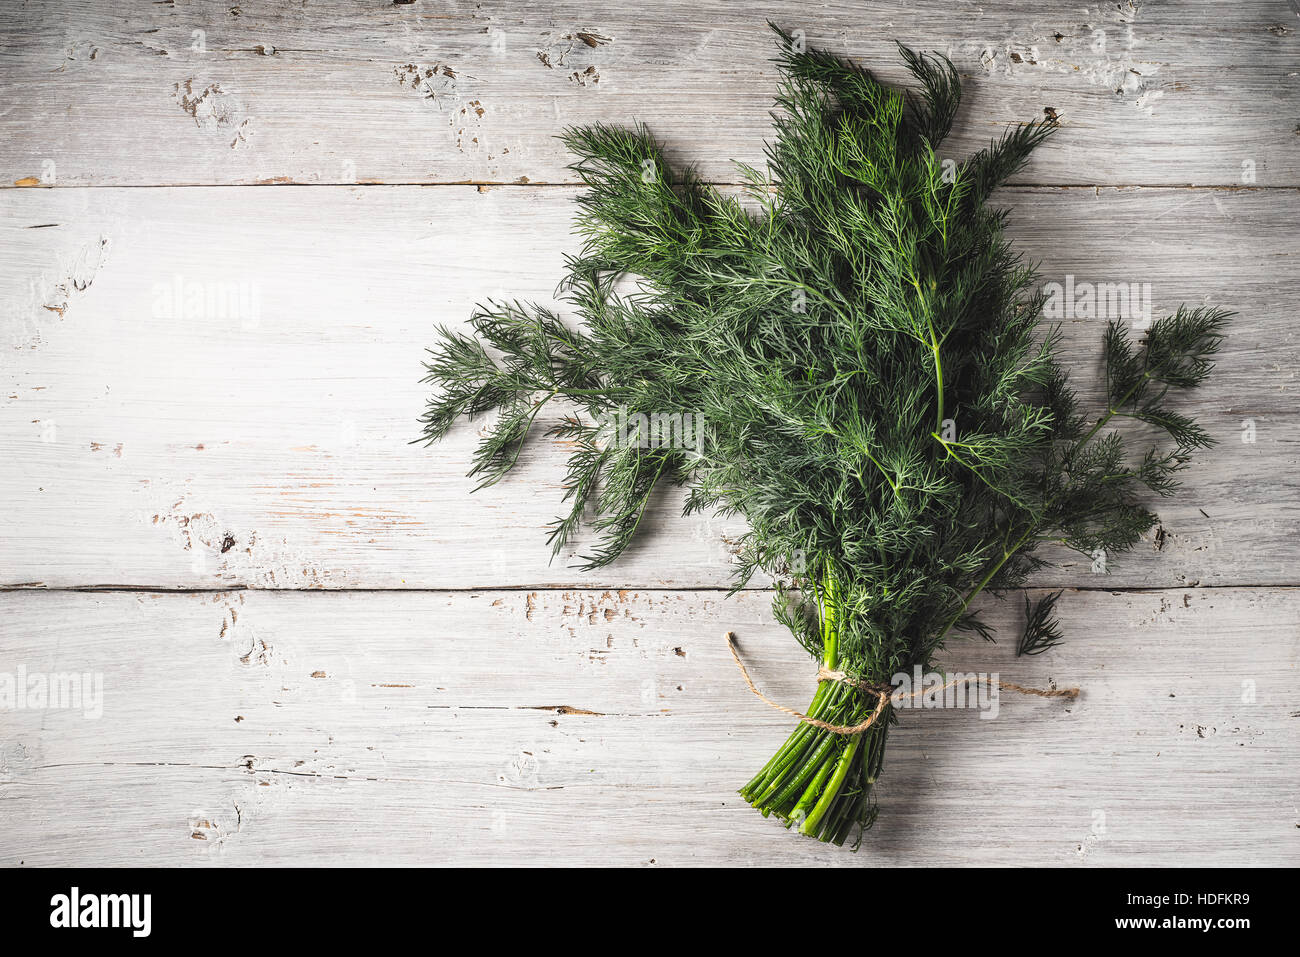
left=767, top=729, right=839, bottom=808
left=935, top=370, right=1156, bottom=643
left=800, top=732, right=861, bottom=835
left=742, top=682, right=831, bottom=793
left=790, top=745, right=838, bottom=823
left=753, top=682, right=846, bottom=800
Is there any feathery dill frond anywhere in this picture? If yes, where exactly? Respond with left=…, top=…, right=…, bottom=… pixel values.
left=1018, top=589, right=1066, bottom=657
left=419, top=25, right=1229, bottom=845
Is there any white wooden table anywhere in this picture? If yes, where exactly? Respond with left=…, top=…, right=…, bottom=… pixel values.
left=2, top=0, right=1297, bottom=866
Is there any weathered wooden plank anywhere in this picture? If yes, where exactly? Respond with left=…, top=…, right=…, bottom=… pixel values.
left=3, top=184, right=1294, bottom=589
left=1, top=0, right=1296, bottom=188
left=2, top=0, right=1294, bottom=876
left=1, top=586, right=1295, bottom=866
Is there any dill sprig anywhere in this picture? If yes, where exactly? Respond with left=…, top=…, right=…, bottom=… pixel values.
left=419, top=26, right=1229, bottom=845
left=1018, top=590, right=1066, bottom=657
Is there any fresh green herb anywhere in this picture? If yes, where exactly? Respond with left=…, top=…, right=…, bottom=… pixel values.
left=1018, top=589, right=1066, bottom=657
left=419, top=26, right=1229, bottom=845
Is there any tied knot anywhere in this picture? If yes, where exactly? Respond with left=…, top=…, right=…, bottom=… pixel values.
left=815, top=666, right=892, bottom=695
left=725, top=631, right=1079, bottom=736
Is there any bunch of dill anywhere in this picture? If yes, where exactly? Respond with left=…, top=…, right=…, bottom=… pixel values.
left=419, top=27, right=1228, bottom=845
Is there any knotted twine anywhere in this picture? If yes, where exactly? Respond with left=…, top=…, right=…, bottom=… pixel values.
left=725, top=631, right=1079, bottom=735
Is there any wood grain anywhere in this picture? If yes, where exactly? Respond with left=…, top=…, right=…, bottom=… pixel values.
left=1, top=586, right=1296, bottom=866
left=2, top=0, right=1297, bottom=867
left=1, top=0, right=1297, bottom=188
left=3, top=184, right=1295, bottom=589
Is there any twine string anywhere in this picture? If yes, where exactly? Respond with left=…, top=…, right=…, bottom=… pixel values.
left=724, top=631, right=1079, bottom=736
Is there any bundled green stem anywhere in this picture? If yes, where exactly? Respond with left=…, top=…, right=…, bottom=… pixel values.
left=740, top=567, right=889, bottom=843
left=418, top=26, right=1229, bottom=846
